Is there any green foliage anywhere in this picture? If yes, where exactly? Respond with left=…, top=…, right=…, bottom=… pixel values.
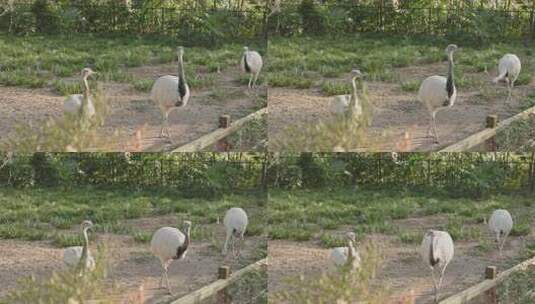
left=131, top=79, right=154, bottom=92
left=1, top=246, right=114, bottom=304
left=268, top=154, right=534, bottom=197
left=272, top=240, right=387, bottom=303
left=1, top=3, right=264, bottom=44
left=400, top=79, right=420, bottom=92
left=320, top=81, right=351, bottom=96
left=272, top=2, right=532, bottom=41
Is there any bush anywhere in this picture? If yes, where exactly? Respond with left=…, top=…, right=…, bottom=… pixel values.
left=31, top=0, right=60, bottom=33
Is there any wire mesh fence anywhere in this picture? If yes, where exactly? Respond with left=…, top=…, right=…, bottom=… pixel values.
left=269, top=3, right=535, bottom=40
left=0, top=153, right=268, bottom=195
left=267, top=153, right=535, bottom=194
left=0, top=2, right=267, bottom=46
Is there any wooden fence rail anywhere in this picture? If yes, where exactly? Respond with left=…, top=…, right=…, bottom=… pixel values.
left=439, top=105, right=535, bottom=152
left=166, top=258, right=267, bottom=304
left=172, top=107, right=267, bottom=152
left=438, top=256, right=535, bottom=304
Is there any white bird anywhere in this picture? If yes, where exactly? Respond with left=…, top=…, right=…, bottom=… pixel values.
left=421, top=230, right=454, bottom=303
left=488, top=209, right=513, bottom=256
left=331, top=69, right=364, bottom=119
left=64, top=68, right=97, bottom=124
left=150, top=46, right=190, bottom=139
left=493, top=54, right=521, bottom=103
left=63, top=220, right=95, bottom=272
left=329, top=232, right=361, bottom=271
left=241, top=46, right=263, bottom=88
left=222, top=207, right=248, bottom=258
left=418, top=44, right=458, bottom=144
left=151, top=220, right=191, bottom=294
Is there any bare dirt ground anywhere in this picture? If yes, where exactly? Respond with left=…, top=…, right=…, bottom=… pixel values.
left=0, top=215, right=266, bottom=303
left=0, top=64, right=266, bottom=151
left=268, top=64, right=534, bottom=151
left=268, top=215, right=532, bottom=304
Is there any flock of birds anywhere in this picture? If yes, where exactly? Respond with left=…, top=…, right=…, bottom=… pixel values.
left=62, top=207, right=249, bottom=295
left=330, top=44, right=522, bottom=144
left=328, top=208, right=515, bottom=303
left=61, top=42, right=523, bottom=146
left=62, top=46, right=264, bottom=139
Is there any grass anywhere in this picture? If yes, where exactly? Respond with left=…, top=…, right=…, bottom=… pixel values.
left=268, top=188, right=534, bottom=245
left=131, top=79, right=154, bottom=92
left=496, top=115, right=535, bottom=151
left=0, top=86, right=115, bottom=152
left=226, top=114, right=267, bottom=152
left=271, top=240, right=389, bottom=304
left=320, top=81, right=351, bottom=96
left=0, top=186, right=266, bottom=246
left=270, top=114, right=369, bottom=152
left=0, top=33, right=265, bottom=90
left=400, top=79, right=420, bottom=92
left=268, top=34, right=535, bottom=92
left=0, top=246, right=119, bottom=304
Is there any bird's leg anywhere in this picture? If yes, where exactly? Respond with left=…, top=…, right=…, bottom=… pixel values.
left=432, top=113, right=440, bottom=144
left=252, top=71, right=260, bottom=88
left=164, top=265, right=172, bottom=294
left=506, top=79, right=512, bottom=103
left=248, top=74, right=253, bottom=89
left=430, top=269, right=439, bottom=303
left=427, top=116, right=434, bottom=137
left=436, top=269, right=447, bottom=302
left=222, top=233, right=231, bottom=256
left=160, top=112, right=168, bottom=138
left=231, top=236, right=238, bottom=260
left=499, top=235, right=507, bottom=258
left=158, top=264, right=165, bottom=288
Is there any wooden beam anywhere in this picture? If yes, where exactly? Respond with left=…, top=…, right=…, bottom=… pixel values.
left=438, top=257, right=535, bottom=304
left=167, top=258, right=267, bottom=304
left=439, top=105, right=535, bottom=152
left=172, top=107, right=267, bottom=152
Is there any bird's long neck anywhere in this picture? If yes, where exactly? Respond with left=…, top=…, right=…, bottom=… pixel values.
left=446, top=52, right=455, bottom=98
left=348, top=76, right=359, bottom=116
left=243, top=51, right=251, bottom=73
left=177, top=54, right=187, bottom=98
left=347, top=239, right=355, bottom=262
left=429, top=232, right=438, bottom=267
left=82, top=76, right=90, bottom=107
left=78, top=227, right=90, bottom=271
left=184, top=226, right=191, bottom=248
left=174, top=225, right=191, bottom=260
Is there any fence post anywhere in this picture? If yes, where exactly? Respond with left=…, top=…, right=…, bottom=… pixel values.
left=485, top=115, right=498, bottom=151
left=484, top=266, right=498, bottom=304
left=217, top=266, right=231, bottom=304
left=216, top=115, right=232, bottom=152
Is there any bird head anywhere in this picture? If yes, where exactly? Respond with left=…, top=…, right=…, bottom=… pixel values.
left=177, top=46, right=184, bottom=57
left=81, top=220, right=94, bottom=230
left=351, top=69, right=363, bottom=78
left=346, top=232, right=356, bottom=242
left=81, top=68, right=97, bottom=79
left=243, top=46, right=249, bottom=52
left=445, top=44, right=458, bottom=54
left=183, top=220, right=192, bottom=232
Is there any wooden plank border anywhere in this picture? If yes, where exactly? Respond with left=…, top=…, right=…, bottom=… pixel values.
left=172, top=107, right=267, bottom=152
left=439, top=105, right=535, bottom=152
left=168, top=258, right=268, bottom=304
left=438, top=257, right=535, bottom=304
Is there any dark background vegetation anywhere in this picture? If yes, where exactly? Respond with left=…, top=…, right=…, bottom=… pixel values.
left=268, top=0, right=535, bottom=42
left=0, top=0, right=267, bottom=45
left=4, top=152, right=535, bottom=199
left=268, top=153, right=535, bottom=198
left=0, top=152, right=268, bottom=198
